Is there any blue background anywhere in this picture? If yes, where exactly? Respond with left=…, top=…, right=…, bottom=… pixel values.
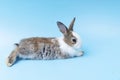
left=0, top=0, right=120, bottom=80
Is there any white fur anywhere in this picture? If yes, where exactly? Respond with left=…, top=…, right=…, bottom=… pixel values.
left=19, top=53, right=36, bottom=59
left=57, top=35, right=81, bottom=57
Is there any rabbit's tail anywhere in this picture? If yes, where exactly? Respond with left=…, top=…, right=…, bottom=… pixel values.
left=6, top=46, right=19, bottom=67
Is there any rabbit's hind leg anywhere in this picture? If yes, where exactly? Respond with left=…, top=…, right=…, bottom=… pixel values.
left=6, top=48, right=18, bottom=67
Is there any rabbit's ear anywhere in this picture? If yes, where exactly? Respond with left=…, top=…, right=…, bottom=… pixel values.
left=57, top=21, right=68, bottom=35
left=68, top=17, right=75, bottom=31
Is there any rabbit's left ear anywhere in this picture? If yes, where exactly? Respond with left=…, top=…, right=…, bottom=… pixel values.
left=69, top=17, right=75, bottom=31
left=57, top=21, right=68, bottom=35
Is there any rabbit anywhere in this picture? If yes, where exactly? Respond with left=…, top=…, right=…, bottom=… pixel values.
left=6, top=17, right=84, bottom=67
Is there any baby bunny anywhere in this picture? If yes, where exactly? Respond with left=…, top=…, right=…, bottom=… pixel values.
left=6, top=17, right=84, bottom=67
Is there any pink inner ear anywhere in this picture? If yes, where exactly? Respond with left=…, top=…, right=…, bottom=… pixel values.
left=61, top=27, right=66, bottom=33
left=59, top=26, right=67, bottom=34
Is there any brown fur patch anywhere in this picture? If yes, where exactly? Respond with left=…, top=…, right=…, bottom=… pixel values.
left=63, top=31, right=77, bottom=47
left=26, top=37, right=55, bottom=52
left=18, top=37, right=58, bottom=55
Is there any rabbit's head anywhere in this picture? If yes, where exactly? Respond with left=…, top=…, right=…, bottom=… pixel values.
left=57, top=17, right=82, bottom=50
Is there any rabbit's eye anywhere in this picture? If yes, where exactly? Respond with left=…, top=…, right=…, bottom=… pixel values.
left=71, top=38, right=77, bottom=44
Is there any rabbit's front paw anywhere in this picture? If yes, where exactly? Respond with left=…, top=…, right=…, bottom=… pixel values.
left=78, top=51, right=84, bottom=56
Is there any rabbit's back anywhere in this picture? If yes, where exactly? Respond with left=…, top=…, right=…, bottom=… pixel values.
left=17, top=37, right=62, bottom=59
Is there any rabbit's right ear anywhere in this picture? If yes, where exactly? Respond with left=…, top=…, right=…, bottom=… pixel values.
left=57, top=21, right=68, bottom=35
left=69, top=17, right=75, bottom=31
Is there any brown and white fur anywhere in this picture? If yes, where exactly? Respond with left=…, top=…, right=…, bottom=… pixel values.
left=6, top=18, right=84, bottom=67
